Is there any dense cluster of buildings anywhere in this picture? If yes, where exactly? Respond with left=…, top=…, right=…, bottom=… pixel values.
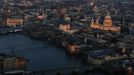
left=0, top=0, right=134, bottom=75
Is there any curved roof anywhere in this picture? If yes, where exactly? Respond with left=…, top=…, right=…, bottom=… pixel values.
left=105, top=13, right=111, bottom=19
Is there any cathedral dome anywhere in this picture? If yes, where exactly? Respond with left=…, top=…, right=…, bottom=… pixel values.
left=104, top=13, right=112, bottom=27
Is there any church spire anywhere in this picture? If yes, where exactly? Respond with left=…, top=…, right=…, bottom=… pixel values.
left=91, top=18, right=94, bottom=25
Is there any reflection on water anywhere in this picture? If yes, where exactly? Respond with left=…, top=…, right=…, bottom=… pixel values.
left=0, top=34, right=105, bottom=75
left=0, top=34, right=82, bottom=71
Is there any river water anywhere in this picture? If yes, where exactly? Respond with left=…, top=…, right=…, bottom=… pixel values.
left=0, top=34, right=105, bottom=75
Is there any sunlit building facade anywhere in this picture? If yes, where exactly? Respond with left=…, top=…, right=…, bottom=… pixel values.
left=90, top=14, right=121, bottom=32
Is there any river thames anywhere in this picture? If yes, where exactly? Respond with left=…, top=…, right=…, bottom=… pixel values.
left=0, top=34, right=105, bottom=75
